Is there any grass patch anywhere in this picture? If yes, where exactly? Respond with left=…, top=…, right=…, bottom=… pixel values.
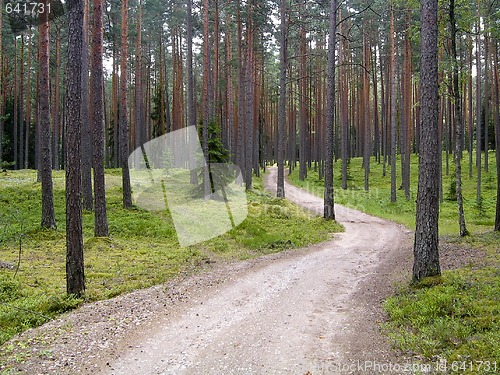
left=288, top=151, right=498, bottom=235
left=383, top=235, right=499, bottom=372
left=0, top=169, right=341, bottom=347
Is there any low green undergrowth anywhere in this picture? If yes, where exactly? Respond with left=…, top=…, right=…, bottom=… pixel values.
left=288, top=156, right=499, bottom=371
left=383, top=234, right=499, bottom=373
left=0, top=169, right=342, bottom=347
left=288, top=152, right=498, bottom=235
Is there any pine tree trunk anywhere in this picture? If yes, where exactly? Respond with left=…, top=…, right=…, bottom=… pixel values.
left=324, top=0, right=337, bottom=220
left=120, top=0, right=133, bottom=208
left=52, top=30, right=60, bottom=170
left=389, top=3, right=397, bottom=203
left=81, top=0, right=94, bottom=211
left=476, top=12, right=482, bottom=204
left=0, top=0, right=3, bottom=166
left=450, top=0, right=468, bottom=237
left=39, top=0, right=56, bottom=229
left=14, top=38, right=18, bottom=169
left=19, top=36, right=24, bottom=169
left=25, top=31, right=32, bottom=169
left=66, top=0, right=85, bottom=297
left=413, top=0, right=441, bottom=282
left=91, top=0, right=109, bottom=237
left=277, top=0, right=286, bottom=198
left=493, top=41, right=500, bottom=231
left=299, top=7, right=307, bottom=182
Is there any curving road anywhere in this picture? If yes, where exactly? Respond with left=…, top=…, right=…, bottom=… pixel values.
left=98, top=167, right=410, bottom=375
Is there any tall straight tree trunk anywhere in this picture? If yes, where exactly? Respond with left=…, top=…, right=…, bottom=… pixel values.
left=244, top=4, right=254, bottom=190
left=299, top=3, right=307, bottom=181
left=39, top=0, right=56, bottom=229
left=484, top=32, right=489, bottom=173
left=450, top=0, right=468, bottom=237
left=389, top=3, right=397, bottom=203
left=277, top=0, right=286, bottom=198
left=468, top=36, right=474, bottom=177
left=52, top=30, right=60, bottom=170
left=81, top=0, right=94, bottom=211
left=202, top=0, right=211, bottom=196
left=0, top=0, right=3, bottom=165
left=66, top=0, right=85, bottom=297
left=493, top=40, right=500, bottom=231
left=236, top=0, right=245, bottom=178
left=14, top=38, right=18, bottom=169
left=363, top=30, right=371, bottom=192
left=413, top=0, right=441, bottom=282
left=120, top=0, right=132, bottom=208
left=25, top=31, right=32, bottom=169
left=134, top=0, right=143, bottom=152
left=476, top=9, right=482, bottom=204
left=186, top=0, right=197, bottom=184
left=91, top=0, right=109, bottom=237
left=324, top=0, right=337, bottom=220
left=402, top=11, right=412, bottom=201
left=19, top=36, right=24, bottom=169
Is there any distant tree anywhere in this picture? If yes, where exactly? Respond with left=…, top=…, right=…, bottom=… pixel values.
left=277, top=0, right=287, bottom=198
left=449, top=0, right=468, bottom=237
left=413, top=0, right=441, bottom=282
left=91, top=0, right=109, bottom=237
left=493, top=41, right=500, bottom=231
left=324, top=0, right=337, bottom=220
left=81, top=0, right=94, bottom=211
left=39, top=0, right=56, bottom=229
left=389, top=2, right=397, bottom=203
left=120, top=0, right=133, bottom=208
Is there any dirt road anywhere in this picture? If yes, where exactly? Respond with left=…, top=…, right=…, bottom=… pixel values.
left=95, top=168, right=411, bottom=374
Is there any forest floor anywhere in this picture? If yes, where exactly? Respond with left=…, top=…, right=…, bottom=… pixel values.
left=0, top=167, right=485, bottom=375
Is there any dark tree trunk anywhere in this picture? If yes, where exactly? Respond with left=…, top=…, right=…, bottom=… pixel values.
left=277, top=0, right=286, bottom=198
left=81, top=0, right=94, bottom=211
left=493, top=41, right=500, bottom=231
left=91, top=0, right=109, bottom=237
left=450, top=0, right=468, bottom=237
left=476, top=15, right=482, bottom=204
left=390, top=3, right=397, bottom=203
left=413, top=0, right=441, bottom=282
left=324, top=0, right=337, bottom=220
left=64, top=0, right=85, bottom=296
left=39, top=0, right=56, bottom=229
left=120, top=0, right=133, bottom=208
left=66, top=0, right=85, bottom=297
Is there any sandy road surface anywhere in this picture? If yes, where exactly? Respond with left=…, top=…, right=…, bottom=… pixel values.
left=94, top=168, right=411, bottom=374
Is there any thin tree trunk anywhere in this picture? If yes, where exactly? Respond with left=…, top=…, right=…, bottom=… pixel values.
left=25, top=31, right=32, bottom=169
left=476, top=8, right=482, bottom=204
left=19, top=36, right=24, bottom=169
left=277, top=0, right=286, bottom=198
left=413, top=0, right=441, bottom=282
left=0, top=0, right=3, bottom=165
left=91, top=0, right=109, bottom=237
left=390, top=3, right=397, bottom=203
left=450, top=0, right=468, bottom=236
left=492, top=40, right=500, bottom=231
left=120, top=0, right=132, bottom=208
left=52, top=29, right=60, bottom=170
left=82, top=0, right=94, bottom=211
left=39, top=0, right=56, bottom=229
left=324, top=0, right=337, bottom=220
left=14, top=38, right=18, bottom=169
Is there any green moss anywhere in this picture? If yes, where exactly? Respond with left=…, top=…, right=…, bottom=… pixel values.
left=0, top=169, right=341, bottom=346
